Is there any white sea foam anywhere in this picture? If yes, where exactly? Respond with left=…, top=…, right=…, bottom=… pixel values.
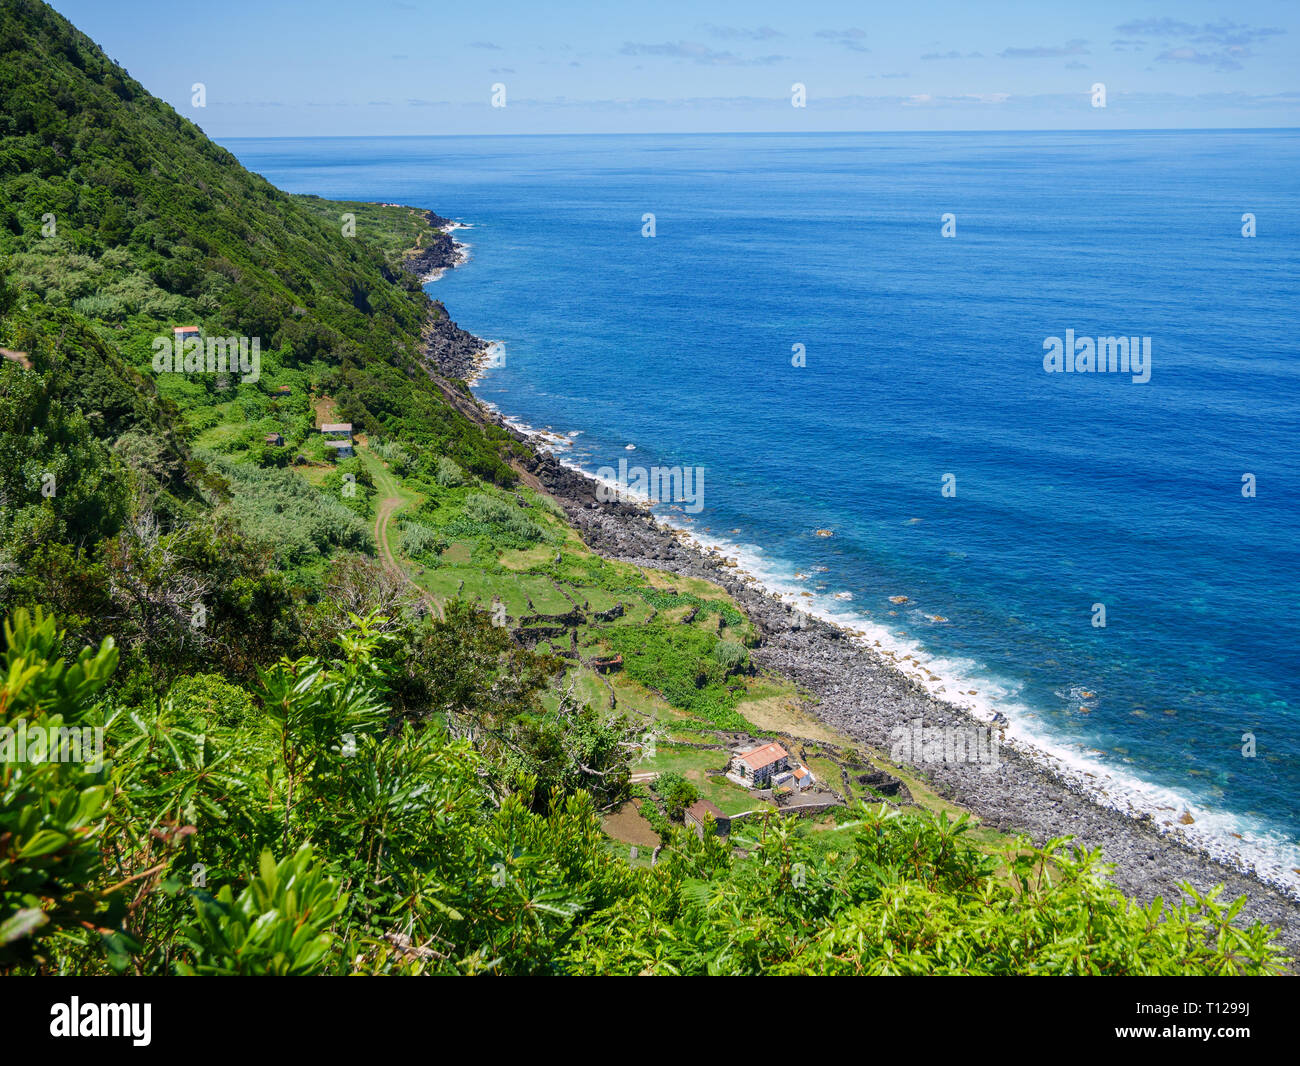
left=421, top=231, right=472, bottom=283
left=465, top=340, right=506, bottom=386
left=670, top=520, right=1300, bottom=896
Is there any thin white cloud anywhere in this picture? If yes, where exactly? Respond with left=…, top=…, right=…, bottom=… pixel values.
left=1000, top=39, right=1089, bottom=59
left=1115, top=18, right=1283, bottom=47
left=619, top=41, right=787, bottom=65
left=702, top=24, right=784, bottom=41
left=1115, top=18, right=1283, bottom=69
left=815, top=28, right=870, bottom=53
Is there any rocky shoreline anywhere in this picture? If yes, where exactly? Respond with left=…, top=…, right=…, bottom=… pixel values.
left=523, top=446, right=1300, bottom=957
left=409, top=213, right=1300, bottom=960
left=402, top=209, right=467, bottom=283
left=419, top=299, right=486, bottom=382
left=401, top=215, right=493, bottom=383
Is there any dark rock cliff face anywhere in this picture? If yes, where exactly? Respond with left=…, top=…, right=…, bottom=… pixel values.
left=399, top=210, right=488, bottom=381
left=405, top=229, right=459, bottom=279
left=402, top=209, right=461, bottom=280
left=419, top=300, right=485, bottom=381
left=517, top=446, right=640, bottom=515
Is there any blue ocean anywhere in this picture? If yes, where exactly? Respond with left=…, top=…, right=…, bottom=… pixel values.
left=225, top=131, right=1300, bottom=884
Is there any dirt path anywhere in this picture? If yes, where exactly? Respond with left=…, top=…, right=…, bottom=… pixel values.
left=375, top=494, right=404, bottom=572
left=359, top=445, right=443, bottom=617
left=312, top=393, right=338, bottom=429
left=357, top=441, right=411, bottom=578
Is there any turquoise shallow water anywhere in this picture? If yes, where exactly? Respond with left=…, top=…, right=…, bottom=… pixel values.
left=225, top=130, right=1300, bottom=877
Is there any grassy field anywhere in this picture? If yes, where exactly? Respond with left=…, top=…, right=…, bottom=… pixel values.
left=293, top=198, right=442, bottom=267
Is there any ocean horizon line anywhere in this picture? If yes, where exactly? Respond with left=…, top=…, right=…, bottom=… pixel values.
left=215, top=126, right=1300, bottom=142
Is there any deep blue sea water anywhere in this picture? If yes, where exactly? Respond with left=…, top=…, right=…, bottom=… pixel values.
left=224, top=131, right=1300, bottom=883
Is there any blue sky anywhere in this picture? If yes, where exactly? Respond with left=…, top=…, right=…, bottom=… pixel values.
left=50, top=0, right=1300, bottom=135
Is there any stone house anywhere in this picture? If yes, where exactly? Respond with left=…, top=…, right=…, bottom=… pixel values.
left=728, top=742, right=790, bottom=787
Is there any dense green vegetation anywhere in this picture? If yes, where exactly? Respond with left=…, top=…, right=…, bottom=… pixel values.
left=0, top=0, right=522, bottom=664
left=602, top=623, right=753, bottom=731
left=198, top=451, right=375, bottom=567
left=0, top=0, right=1288, bottom=976
left=652, top=771, right=701, bottom=819
left=2, top=606, right=1286, bottom=975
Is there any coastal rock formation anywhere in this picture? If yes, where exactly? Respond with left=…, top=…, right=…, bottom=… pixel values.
left=396, top=211, right=487, bottom=382
left=401, top=209, right=462, bottom=280
left=419, top=300, right=487, bottom=381
left=515, top=445, right=641, bottom=516
left=405, top=229, right=459, bottom=279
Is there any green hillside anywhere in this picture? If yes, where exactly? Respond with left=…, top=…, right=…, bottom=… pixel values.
left=0, top=0, right=518, bottom=477
left=0, top=0, right=522, bottom=660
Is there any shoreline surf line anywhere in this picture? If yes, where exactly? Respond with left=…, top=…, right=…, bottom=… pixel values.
left=484, top=402, right=1300, bottom=900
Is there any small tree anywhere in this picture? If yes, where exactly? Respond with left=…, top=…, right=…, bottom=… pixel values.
left=652, top=772, right=700, bottom=820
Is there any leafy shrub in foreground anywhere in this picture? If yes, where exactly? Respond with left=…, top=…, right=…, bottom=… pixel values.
left=1, top=606, right=1288, bottom=976
left=176, top=847, right=345, bottom=976
left=0, top=608, right=118, bottom=969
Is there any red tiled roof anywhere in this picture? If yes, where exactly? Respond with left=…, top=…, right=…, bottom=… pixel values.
left=736, top=742, right=788, bottom=771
